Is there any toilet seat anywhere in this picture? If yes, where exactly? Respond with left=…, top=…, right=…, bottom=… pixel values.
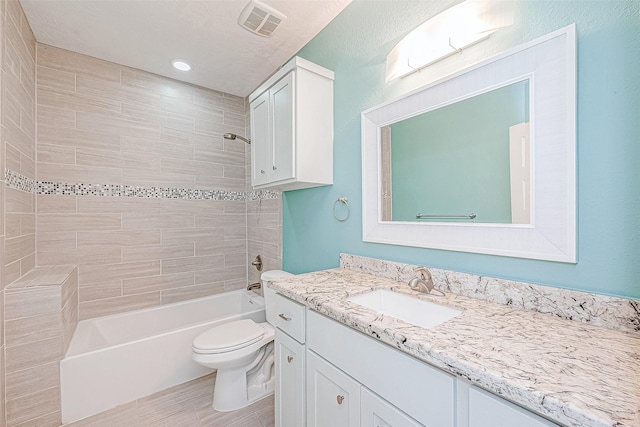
left=193, top=319, right=266, bottom=354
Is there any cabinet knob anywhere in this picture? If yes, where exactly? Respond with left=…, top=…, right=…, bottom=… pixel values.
left=260, top=169, right=265, bottom=174
left=272, top=165, right=277, bottom=170
left=287, top=356, right=293, bottom=363
left=336, top=395, right=344, bottom=405
left=278, top=313, right=291, bottom=321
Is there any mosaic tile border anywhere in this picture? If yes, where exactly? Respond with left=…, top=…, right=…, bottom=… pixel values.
left=4, top=169, right=278, bottom=201
left=340, top=253, right=640, bottom=334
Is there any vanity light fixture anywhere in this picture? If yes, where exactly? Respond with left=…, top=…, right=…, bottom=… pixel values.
left=171, top=59, right=192, bottom=72
left=385, top=0, right=514, bottom=82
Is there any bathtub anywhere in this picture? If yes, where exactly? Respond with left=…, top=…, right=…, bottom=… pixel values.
left=61, top=290, right=266, bottom=424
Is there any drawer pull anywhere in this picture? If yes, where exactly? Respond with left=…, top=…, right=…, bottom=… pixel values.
left=287, top=356, right=293, bottom=363
left=336, top=395, right=344, bottom=405
left=278, top=313, right=292, bottom=321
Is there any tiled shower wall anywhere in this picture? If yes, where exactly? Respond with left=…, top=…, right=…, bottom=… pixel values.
left=35, top=44, right=282, bottom=320
left=1, top=0, right=38, bottom=424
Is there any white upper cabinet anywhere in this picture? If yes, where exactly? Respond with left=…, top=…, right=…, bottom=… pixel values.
left=249, top=57, right=334, bottom=191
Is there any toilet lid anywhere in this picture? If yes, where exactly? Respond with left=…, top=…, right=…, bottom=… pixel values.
left=193, top=319, right=265, bottom=354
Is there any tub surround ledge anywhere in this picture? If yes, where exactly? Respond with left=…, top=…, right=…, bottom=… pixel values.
left=268, top=267, right=640, bottom=427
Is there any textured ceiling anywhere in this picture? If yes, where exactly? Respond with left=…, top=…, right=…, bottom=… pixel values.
left=20, top=0, right=351, bottom=97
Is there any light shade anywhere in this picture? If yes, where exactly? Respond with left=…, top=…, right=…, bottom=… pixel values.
left=171, top=59, right=192, bottom=72
left=386, top=0, right=514, bottom=82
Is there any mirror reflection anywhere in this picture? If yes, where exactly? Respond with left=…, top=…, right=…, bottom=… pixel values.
left=381, top=80, right=531, bottom=224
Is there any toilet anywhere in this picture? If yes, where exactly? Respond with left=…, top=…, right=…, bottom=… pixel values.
left=192, top=270, right=293, bottom=412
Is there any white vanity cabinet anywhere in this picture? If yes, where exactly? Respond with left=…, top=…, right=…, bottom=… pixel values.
left=272, top=294, right=306, bottom=427
left=249, top=56, right=334, bottom=191
left=306, top=311, right=450, bottom=427
left=461, top=384, right=558, bottom=427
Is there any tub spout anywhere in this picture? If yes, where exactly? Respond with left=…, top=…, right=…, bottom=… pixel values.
left=247, top=282, right=261, bottom=291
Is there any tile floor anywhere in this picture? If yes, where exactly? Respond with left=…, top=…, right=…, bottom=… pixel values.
left=63, top=374, right=274, bottom=427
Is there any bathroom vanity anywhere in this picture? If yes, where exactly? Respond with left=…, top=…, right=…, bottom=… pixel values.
left=268, top=265, right=640, bottom=427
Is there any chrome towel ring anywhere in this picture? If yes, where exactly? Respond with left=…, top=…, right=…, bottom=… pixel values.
left=333, top=197, right=350, bottom=222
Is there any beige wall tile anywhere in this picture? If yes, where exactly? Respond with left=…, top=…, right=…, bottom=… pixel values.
left=161, top=228, right=217, bottom=245
left=122, top=213, right=194, bottom=230
left=6, top=386, right=61, bottom=426
left=76, top=230, right=160, bottom=248
left=76, top=110, right=161, bottom=140
left=122, top=272, right=194, bottom=295
left=37, top=124, right=121, bottom=152
left=4, top=286, right=60, bottom=319
left=122, top=168, right=195, bottom=188
left=38, top=84, right=120, bottom=114
left=36, top=143, right=75, bottom=164
left=120, top=67, right=193, bottom=100
left=5, top=311, right=61, bottom=346
left=5, top=234, right=35, bottom=265
left=76, top=147, right=161, bottom=172
left=195, top=238, right=245, bottom=257
left=160, top=157, right=224, bottom=178
left=79, top=291, right=161, bottom=320
left=78, top=280, right=122, bottom=303
left=79, top=260, right=161, bottom=285
left=37, top=213, right=121, bottom=232
left=5, top=213, right=21, bottom=238
left=37, top=161, right=123, bottom=184
left=36, top=65, right=75, bottom=92
left=122, top=242, right=194, bottom=262
left=76, top=196, right=161, bottom=214
left=5, top=186, right=33, bottom=212
left=37, top=245, right=122, bottom=267
left=76, top=74, right=162, bottom=109
left=121, top=136, right=194, bottom=161
left=37, top=105, right=76, bottom=129
left=194, top=213, right=245, bottom=228
left=4, top=118, right=34, bottom=160
left=161, top=255, right=224, bottom=275
left=5, top=361, right=59, bottom=401
left=37, top=44, right=120, bottom=82
left=5, top=336, right=63, bottom=373
left=194, top=175, right=246, bottom=191
left=36, top=194, right=76, bottom=213
left=160, top=282, right=225, bottom=305
left=36, top=231, right=76, bottom=252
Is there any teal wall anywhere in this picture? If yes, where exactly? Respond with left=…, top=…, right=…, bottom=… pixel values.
left=282, top=0, right=640, bottom=299
left=390, top=81, right=528, bottom=223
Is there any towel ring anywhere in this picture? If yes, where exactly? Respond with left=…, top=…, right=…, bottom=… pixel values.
left=333, top=197, right=350, bottom=222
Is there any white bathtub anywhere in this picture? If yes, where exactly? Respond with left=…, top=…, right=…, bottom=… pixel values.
left=61, top=290, right=266, bottom=424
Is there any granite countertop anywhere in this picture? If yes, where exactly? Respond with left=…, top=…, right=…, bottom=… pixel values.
left=268, top=268, right=640, bottom=427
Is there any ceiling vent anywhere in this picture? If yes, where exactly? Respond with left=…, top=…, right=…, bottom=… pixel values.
left=238, top=0, right=286, bottom=38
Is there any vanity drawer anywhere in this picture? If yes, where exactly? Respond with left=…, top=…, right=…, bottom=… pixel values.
left=273, top=294, right=306, bottom=343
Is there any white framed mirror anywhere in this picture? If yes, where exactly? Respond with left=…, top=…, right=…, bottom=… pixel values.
left=362, top=25, right=576, bottom=262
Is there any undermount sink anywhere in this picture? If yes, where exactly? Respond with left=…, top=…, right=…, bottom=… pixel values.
left=347, top=289, right=461, bottom=329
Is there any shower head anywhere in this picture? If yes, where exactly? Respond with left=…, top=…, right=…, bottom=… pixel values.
left=223, top=133, right=251, bottom=144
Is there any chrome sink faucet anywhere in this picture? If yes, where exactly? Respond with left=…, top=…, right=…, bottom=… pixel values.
left=408, top=267, right=444, bottom=296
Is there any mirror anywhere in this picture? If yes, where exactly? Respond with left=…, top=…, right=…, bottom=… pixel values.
left=362, top=25, right=576, bottom=262
left=382, top=80, right=530, bottom=224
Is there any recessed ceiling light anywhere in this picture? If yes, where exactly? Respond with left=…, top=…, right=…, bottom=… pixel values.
left=171, top=60, right=192, bottom=72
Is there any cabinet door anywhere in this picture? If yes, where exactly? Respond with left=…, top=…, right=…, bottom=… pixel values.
left=307, top=350, right=360, bottom=427
left=468, top=386, right=558, bottom=427
left=361, top=387, right=422, bottom=427
left=275, top=329, right=305, bottom=427
left=250, top=90, right=271, bottom=186
left=270, top=71, right=295, bottom=183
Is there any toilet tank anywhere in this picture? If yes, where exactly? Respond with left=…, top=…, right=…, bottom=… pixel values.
left=262, top=270, right=294, bottom=325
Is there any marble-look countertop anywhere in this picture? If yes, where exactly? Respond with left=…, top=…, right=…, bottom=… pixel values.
left=268, top=268, right=640, bottom=427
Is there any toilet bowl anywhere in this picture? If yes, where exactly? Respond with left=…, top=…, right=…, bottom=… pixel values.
left=192, top=270, right=293, bottom=412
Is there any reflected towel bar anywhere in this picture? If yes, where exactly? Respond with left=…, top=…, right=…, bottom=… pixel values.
left=416, top=213, right=476, bottom=219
